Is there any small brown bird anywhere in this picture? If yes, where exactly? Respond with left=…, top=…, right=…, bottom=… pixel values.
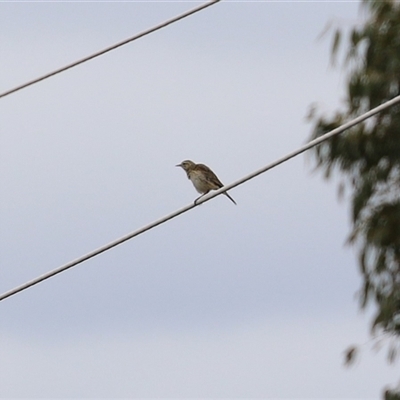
left=176, top=160, right=236, bottom=205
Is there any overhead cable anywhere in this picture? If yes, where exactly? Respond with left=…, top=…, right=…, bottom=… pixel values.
left=1, top=94, right=400, bottom=302
left=0, top=0, right=221, bottom=99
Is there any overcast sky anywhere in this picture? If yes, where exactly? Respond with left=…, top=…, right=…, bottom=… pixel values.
left=0, top=1, right=398, bottom=398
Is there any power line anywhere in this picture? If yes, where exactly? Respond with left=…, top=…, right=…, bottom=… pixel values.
left=2, top=94, right=400, bottom=303
left=0, top=0, right=221, bottom=99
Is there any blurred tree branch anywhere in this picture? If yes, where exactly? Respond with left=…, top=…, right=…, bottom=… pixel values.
left=308, top=1, right=400, bottom=397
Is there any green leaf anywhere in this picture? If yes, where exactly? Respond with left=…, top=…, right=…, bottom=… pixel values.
left=331, top=29, right=341, bottom=65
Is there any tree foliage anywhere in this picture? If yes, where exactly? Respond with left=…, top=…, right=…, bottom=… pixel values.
left=308, top=0, right=400, bottom=370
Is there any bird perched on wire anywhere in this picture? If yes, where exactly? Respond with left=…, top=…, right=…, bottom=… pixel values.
left=176, top=160, right=236, bottom=205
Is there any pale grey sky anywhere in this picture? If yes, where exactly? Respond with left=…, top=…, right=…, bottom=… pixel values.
left=0, top=1, right=397, bottom=398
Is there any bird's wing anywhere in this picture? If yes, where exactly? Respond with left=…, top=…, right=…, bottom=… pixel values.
left=197, top=164, right=224, bottom=188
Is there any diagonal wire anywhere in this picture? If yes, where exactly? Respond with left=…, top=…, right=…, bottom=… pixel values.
left=0, top=0, right=221, bottom=99
left=1, top=94, right=400, bottom=303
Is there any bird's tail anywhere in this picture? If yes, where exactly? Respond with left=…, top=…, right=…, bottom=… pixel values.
left=224, top=192, right=237, bottom=205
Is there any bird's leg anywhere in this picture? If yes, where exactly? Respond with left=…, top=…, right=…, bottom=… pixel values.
left=194, top=192, right=208, bottom=205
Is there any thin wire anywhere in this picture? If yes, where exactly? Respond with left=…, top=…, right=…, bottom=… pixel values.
left=0, top=0, right=221, bottom=99
left=215, top=95, right=400, bottom=195
left=1, top=94, right=400, bottom=302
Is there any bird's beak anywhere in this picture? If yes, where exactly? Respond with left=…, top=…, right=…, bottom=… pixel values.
left=175, top=164, right=182, bottom=168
